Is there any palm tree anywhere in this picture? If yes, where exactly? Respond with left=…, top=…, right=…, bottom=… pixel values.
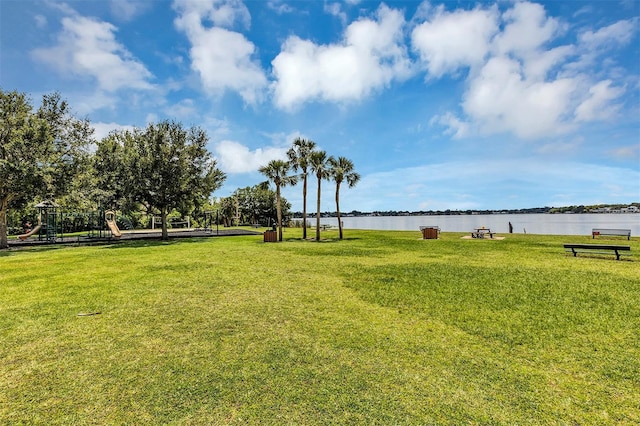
left=259, top=159, right=297, bottom=241
left=328, top=156, right=360, bottom=240
left=308, top=150, right=330, bottom=241
left=287, top=137, right=316, bottom=239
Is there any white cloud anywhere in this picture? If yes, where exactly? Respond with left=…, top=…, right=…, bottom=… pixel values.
left=324, top=2, right=347, bottom=25
left=575, top=80, right=624, bottom=122
left=267, top=1, right=294, bottom=15
left=420, top=1, right=631, bottom=140
left=173, top=0, right=250, bottom=29
left=173, top=0, right=267, bottom=105
left=109, top=0, right=151, bottom=21
left=31, top=15, right=153, bottom=92
left=411, top=5, right=498, bottom=77
left=430, top=112, right=469, bottom=139
left=579, top=18, right=638, bottom=48
left=214, top=140, right=287, bottom=174
left=92, top=122, right=136, bottom=140
left=463, top=56, right=577, bottom=138
left=34, top=14, right=47, bottom=28
left=164, top=99, right=199, bottom=120
left=492, top=1, right=562, bottom=57
left=271, top=4, right=412, bottom=110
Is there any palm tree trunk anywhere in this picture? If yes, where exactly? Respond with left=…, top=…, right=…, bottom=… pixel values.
left=302, top=174, right=307, bottom=239
left=316, top=175, right=321, bottom=241
left=335, top=182, right=342, bottom=240
left=276, top=185, right=283, bottom=241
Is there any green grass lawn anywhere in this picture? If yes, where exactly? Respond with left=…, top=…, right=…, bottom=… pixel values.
left=1, top=230, right=639, bottom=424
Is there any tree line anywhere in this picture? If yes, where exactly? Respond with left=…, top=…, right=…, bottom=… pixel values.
left=0, top=89, right=228, bottom=248
left=1, top=89, right=359, bottom=248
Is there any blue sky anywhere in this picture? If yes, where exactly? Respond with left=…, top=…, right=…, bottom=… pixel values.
left=1, top=0, right=639, bottom=212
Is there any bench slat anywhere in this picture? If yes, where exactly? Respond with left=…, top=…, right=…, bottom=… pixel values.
left=563, top=243, right=631, bottom=260
left=592, top=228, right=631, bottom=240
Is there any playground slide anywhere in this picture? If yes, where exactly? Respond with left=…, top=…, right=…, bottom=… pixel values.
left=104, top=211, right=122, bottom=238
left=17, top=224, right=42, bottom=240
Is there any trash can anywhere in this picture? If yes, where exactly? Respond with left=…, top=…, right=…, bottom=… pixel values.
left=263, top=230, right=277, bottom=242
left=421, top=227, right=439, bottom=239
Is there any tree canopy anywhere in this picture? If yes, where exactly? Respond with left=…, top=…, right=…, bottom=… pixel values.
left=97, top=120, right=226, bottom=239
left=2, top=89, right=360, bottom=247
left=0, top=90, right=93, bottom=248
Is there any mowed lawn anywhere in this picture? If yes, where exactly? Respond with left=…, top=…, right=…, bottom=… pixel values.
left=1, top=230, right=639, bottom=424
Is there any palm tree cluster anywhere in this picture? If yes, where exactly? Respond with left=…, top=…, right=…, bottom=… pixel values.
left=260, top=137, right=360, bottom=242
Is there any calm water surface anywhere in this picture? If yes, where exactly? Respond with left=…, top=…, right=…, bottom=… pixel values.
left=319, top=213, right=640, bottom=236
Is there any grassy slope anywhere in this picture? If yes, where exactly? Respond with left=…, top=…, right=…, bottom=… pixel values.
left=1, top=230, right=638, bottom=424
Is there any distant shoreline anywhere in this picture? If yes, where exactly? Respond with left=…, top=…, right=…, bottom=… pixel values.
left=294, top=203, right=639, bottom=218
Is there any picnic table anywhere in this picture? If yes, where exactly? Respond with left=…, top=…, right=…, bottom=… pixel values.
left=471, top=227, right=495, bottom=239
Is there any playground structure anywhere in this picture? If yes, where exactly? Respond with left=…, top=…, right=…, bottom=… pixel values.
left=105, top=211, right=122, bottom=238
left=17, top=218, right=42, bottom=240
left=16, top=201, right=122, bottom=242
left=8, top=206, right=261, bottom=247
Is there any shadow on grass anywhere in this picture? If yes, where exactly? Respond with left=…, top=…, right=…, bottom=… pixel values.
left=281, top=237, right=362, bottom=243
left=0, top=245, right=65, bottom=256
left=102, top=237, right=213, bottom=250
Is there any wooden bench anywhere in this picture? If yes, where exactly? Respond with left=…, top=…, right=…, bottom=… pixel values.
left=592, top=228, right=631, bottom=240
left=564, top=244, right=631, bottom=260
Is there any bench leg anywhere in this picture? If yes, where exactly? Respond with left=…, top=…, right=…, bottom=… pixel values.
left=572, top=248, right=577, bottom=257
left=615, top=250, right=620, bottom=261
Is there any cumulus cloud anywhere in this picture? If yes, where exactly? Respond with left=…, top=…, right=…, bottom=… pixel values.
left=416, top=1, right=632, bottom=140
left=271, top=4, right=412, bottom=110
left=214, top=140, right=287, bottom=173
left=173, top=0, right=267, bottom=105
left=411, top=5, right=498, bottom=77
left=463, top=56, right=578, bottom=138
left=492, top=2, right=563, bottom=57
left=31, top=15, right=153, bottom=92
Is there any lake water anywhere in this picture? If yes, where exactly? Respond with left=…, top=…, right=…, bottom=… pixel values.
left=319, top=213, right=640, bottom=236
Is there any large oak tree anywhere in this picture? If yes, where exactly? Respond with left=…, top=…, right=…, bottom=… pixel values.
left=0, top=90, right=92, bottom=249
left=100, top=120, right=225, bottom=240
